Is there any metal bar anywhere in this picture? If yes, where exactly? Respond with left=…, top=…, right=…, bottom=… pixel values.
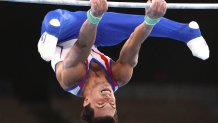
left=1, top=0, right=218, bottom=9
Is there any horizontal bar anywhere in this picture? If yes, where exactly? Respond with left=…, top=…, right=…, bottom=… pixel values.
left=1, top=0, right=218, bottom=9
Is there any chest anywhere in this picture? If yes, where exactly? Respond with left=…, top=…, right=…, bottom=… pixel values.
left=88, top=62, right=109, bottom=82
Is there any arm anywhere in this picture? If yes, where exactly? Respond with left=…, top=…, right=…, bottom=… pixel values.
left=112, top=0, right=167, bottom=86
left=56, top=0, right=108, bottom=89
left=56, top=20, right=97, bottom=89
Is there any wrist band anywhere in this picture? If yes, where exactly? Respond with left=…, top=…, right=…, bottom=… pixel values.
left=144, top=16, right=160, bottom=25
left=87, top=10, right=103, bottom=24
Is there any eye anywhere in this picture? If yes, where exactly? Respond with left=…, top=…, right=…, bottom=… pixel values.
left=110, top=103, right=116, bottom=109
left=97, top=102, right=104, bottom=108
left=98, top=102, right=104, bottom=105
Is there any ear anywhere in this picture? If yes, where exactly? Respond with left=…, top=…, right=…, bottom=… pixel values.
left=83, top=97, right=89, bottom=107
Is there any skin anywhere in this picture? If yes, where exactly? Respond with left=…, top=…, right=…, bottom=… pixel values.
left=55, top=0, right=166, bottom=118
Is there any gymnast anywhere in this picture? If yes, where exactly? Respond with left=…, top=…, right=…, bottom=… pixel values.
left=37, top=0, right=208, bottom=122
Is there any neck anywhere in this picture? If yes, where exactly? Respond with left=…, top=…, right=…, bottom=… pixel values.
left=82, top=62, right=113, bottom=97
left=82, top=69, right=111, bottom=97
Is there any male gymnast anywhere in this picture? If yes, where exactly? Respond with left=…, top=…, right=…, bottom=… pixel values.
left=38, top=0, right=167, bottom=122
left=37, top=0, right=209, bottom=122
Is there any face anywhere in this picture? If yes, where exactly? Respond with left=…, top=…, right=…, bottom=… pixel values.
left=83, top=84, right=116, bottom=117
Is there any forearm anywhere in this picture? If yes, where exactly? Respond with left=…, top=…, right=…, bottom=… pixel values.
left=77, top=20, right=97, bottom=48
left=131, top=22, right=154, bottom=46
left=64, top=20, right=97, bottom=68
left=118, top=22, right=154, bottom=67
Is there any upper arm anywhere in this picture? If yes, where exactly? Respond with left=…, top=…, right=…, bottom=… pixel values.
left=112, top=23, right=153, bottom=86
left=55, top=61, right=86, bottom=90
left=112, top=61, right=133, bottom=87
left=54, top=20, right=97, bottom=90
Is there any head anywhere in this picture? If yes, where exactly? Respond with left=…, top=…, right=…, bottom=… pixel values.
left=81, top=84, right=118, bottom=123
left=81, top=104, right=118, bottom=123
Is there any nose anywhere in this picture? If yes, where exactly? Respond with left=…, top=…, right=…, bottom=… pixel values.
left=103, top=93, right=110, bottom=98
left=102, top=91, right=112, bottom=99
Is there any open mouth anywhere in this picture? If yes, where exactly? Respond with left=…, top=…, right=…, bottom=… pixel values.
left=101, top=88, right=111, bottom=93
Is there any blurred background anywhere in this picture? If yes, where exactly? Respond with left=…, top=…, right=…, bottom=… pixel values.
left=0, top=0, right=218, bottom=123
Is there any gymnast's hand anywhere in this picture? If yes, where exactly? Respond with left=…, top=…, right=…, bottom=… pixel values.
left=146, top=0, right=167, bottom=19
left=90, top=0, right=108, bottom=17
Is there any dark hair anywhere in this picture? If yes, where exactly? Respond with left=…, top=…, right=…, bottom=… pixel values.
left=81, top=104, right=118, bottom=123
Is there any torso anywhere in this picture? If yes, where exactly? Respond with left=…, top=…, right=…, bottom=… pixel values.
left=65, top=47, right=119, bottom=96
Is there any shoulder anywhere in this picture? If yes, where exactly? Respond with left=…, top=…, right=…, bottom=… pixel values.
left=55, top=61, right=87, bottom=90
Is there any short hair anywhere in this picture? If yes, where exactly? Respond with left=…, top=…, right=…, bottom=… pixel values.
left=81, top=104, right=118, bottom=123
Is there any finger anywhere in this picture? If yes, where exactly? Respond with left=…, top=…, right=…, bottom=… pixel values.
left=99, top=0, right=104, bottom=11
left=156, top=0, right=165, bottom=13
left=93, top=0, right=99, bottom=12
left=103, top=0, right=108, bottom=10
left=152, top=0, right=159, bottom=12
left=163, top=3, right=167, bottom=15
left=147, top=0, right=151, bottom=3
left=95, top=0, right=100, bottom=8
left=90, top=0, right=95, bottom=9
left=95, top=0, right=99, bottom=8
left=149, top=0, right=155, bottom=9
left=98, top=0, right=107, bottom=13
left=159, top=1, right=167, bottom=14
